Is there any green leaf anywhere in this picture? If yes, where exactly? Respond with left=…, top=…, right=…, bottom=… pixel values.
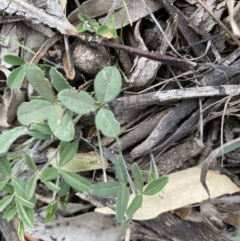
left=143, top=176, right=168, bottom=196
left=17, top=220, right=25, bottom=241
left=3, top=203, right=17, bottom=221
left=132, top=163, right=143, bottom=192
left=17, top=99, right=55, bottom=125
left=120, top=216, right=132, bottom=229
left=48, top=107, right=75, bottom=142
left=90, top=181, right=122, bottom=197
left=59, top=140, right=79, bottom=168
left=0, top=156, right=12, bottom=176
left=13, top=178, right=27, bottom=198
left=0, top=178, right=10, bottom=191
left=6, top=65, right=26, bottom=88
left=116, top=186, right=130, bottom=222
left=26, top=64, right=55, bottom=102
left=115, top=155, right=128, bottom=184
left=16, top=195, right=35, bottom=209
left=0, top=194, right=14, bottom=212
left=94, top=66, right=121, bottom=104
left=45, top=201, right=58, bottom=223
left=0, top=127, right=26, bottom=154
left=25, top=174, right=38, bottom=200
left=58, top=179, right=70, bottom=196
left=4, top=55, right=25, bottom=66
left=16, top=201, right=34, bottom=227
left=50, top=67, right=70, bottom=92
left=40, top=167, right=58, bottom=181
left=216, top=140, right=240, bottom=157
left=44, top=181, right=61, bottom=192
left=76, top=23, right=87, bottom=33
left=58, top=89, right=98, bottom=115
left=28, top=129, right=50, bottom=140
left=95, top=108, right=120, bottom=138
left=25, top=154, right=37, bottom=172
left=60, top=171, right=91, bottom=192
left=126, top=195, right=143, bottom=217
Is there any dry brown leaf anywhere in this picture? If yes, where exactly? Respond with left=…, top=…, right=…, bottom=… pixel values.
left=0, top=88, right=25, bottom=127
left=95, top=165, right=240, bottom=220
left=0, top=0, right=77, bottom=36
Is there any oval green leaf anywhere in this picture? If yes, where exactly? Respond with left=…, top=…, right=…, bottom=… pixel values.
left=94, top=66, right=121, bottom=104
left=143, top=176, right=169, bottom=196
left=7, top=65, right=26, bottom=88
left=0, top=127, right=26, bottom=154
left=25, top=174, right=38, bottom=200
left=0, top=194, right=14, bottom=212
left=17, top=99, right=55, bottom=125
left=95, top=108, right=120, bottom=138
left=0, top=157, right=12, bottom=176
left=132, top=163, right=143, bottom=192
left=26, top=64, right=55, bottom=102
left=3, top=203, right=17, bottom=221
left=116, top=186, right=130, bottom=222
left=115, top=155, right=128, bottom=184
left=40, top=167, right=58, bottom=181
left=16, top=201, right=34, bottom=227
left=25, top=154, right=37, bottom=172
left=4, top=55, right=25, bottom=66
left=48, top=107, right=74, bottom=142
left=44, top=181, right=61, bottom=192
left=58, top=89, right=98, bottom=115
left=60, top=170, right=91, bottom=192
left=59, top=140, right=79, bottom=168
left=90, top=181, right=122, bottom=197
left=126, top=194, right=143, bottom=217
left=50, top=67, right=70, bottom=92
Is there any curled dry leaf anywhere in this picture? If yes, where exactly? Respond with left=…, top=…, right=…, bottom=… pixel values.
left=95, top=165, right=240, bottom=220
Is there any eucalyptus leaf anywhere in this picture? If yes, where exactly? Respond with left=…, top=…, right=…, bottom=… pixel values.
left=0, top=127, right=26, bottom=154
left=40, top=167, right=58, bottom=181
left=59, top=140, right=79, bottom=168
left=4, top=54, right=25, bottom=66
left=132, top=163, right=143, bottom=192
left=94, top=66, right=121, bottom=104
left=17, top=99, right=55, bottom=125
left=116, top=186, right=130, bottom=222
left=95, top=108, right=120, bottom=138
left=25, top=154, right=37, bottom=172
left=50, top=67, right=70, bottom=92
left=0, top=194, right=14, bottom=212
left=16, top=201, right=34, bottom=227
left=3, top=203, right=17, bottom=221
left=90, top=181, right=122, bottom=197
left=60, top=170, right=91, bottom=192
left=0, top=157, right=12, bottom=176
left=115, top=155, right=128, bottom=184
left=26, top=64, right=55, bottom=102
left=58, top=89, right=98, bottom=115
left=48, top=107, right=74, bottom=142
left=7, top=65, right=26, bottom=88
left=126, top=195, right=143, bottom=217
left=143, top=176, right=168, bottom=196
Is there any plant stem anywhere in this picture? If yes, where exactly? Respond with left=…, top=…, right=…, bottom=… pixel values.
left=96, top=127, right=107, bottom=182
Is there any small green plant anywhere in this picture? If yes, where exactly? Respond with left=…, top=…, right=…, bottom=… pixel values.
left=76, top=13, right=118, bottom=39
left=0, top=54, right=168, bottom=239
